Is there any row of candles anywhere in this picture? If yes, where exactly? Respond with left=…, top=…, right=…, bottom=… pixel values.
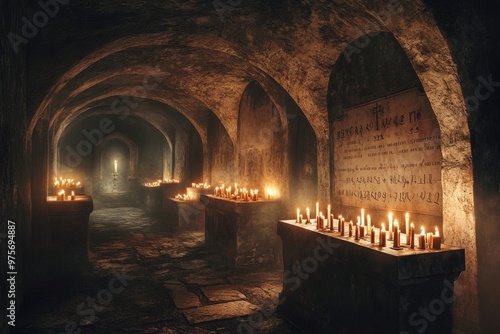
left=175, top=193, right=191, bottom=201
left=213, top=184, right=256, bottom=201
left=144, top=179, right=180, bottom=187
left=53, top=177, right=82, bottom=189
left=56, top=190, right=76, bottom=201
left=191, top=183, right=211, bottom=189
left=295, top=205, right=441, bottom=250
left=213, top=183, right=278, bottom=201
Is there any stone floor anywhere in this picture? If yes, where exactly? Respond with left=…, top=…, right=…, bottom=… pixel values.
left=16, top=207, right=303, bottom=333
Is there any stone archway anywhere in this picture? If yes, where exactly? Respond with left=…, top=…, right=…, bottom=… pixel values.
left=93, top=132, right=138, bottom=182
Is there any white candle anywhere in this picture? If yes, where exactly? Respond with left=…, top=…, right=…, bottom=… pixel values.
left=315, top=202, right=319, bottom=220
left=361, top=208, right=365, bottom=226
left=297, top=208, right=300, bottom=222
left=367, top=214, right=371, bottom=234
left=327, top=204, right=331, bottom=229
left=114, top=160, right=117, bottom=173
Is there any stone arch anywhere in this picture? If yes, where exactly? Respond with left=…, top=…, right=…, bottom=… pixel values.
left=93, top=132, right=138, bottom=181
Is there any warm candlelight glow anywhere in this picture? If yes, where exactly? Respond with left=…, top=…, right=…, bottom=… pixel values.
left=435, top=227, right=440, bottom=237
left=114, top=160, right=117, bottom=173
left=175, top=193, right=191, bottom=201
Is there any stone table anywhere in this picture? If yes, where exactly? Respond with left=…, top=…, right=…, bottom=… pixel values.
left=163, top=197, right=205, bottom=230
left=186, top=187, right=212, bottom=201
left=46, top=196, right=94, bottom=276
left=140, top=185, right=163, bottom=213
left=201, top=195, right=285, bottom=266
left=277, top=220, right=465, bottom=334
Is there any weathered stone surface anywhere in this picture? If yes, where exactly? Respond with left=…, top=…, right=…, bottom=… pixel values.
left=182, top=301, right=259, bottom=324
left=170, top=288, right=202, bottom=309
left=201, top=286, right=246, bottom=303
left=184, top=277, right=226, bottom=286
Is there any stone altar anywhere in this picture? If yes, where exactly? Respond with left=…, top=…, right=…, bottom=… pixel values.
left=163, top=197, right=205, bottom=230
left=277, top=220, right=465, bottom=334
left=201, top=195, right=285, bottom=266
left=46, top=196, right=94, bottom=276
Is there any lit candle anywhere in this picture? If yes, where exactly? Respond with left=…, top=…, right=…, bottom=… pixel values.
left=306, top=207, right=310, bottom=224
left=388, top=212, right=393, bottom=240
left=357, top=216, right=360, bottom=225
left=71, top=191, right=75, bottom=200
left=327, top=204, right=331, bottom=230
left=361, top=208, right=365, bottom=226
left=297, top=208, right=300, bottom=223
left=433, top=227, right=441, bottom=250
left=315, top=202, right=319, bottom=220
left=405, top=212, right=410, bottom=244
left=349, top=221, right=353, bottom=237
left=393, top=220, right=400, bottom=248
left=367, top=214, right=371, bottom=235
left=370, top=226, right=375, bottom=243
left=114, top=160, right=117, bottom=173
left=355, top=223, right=360, bottom=240
left=299, top=214, right=303, bottom=224
left=379, top=223, right=386, bottom=247
left=410, top=223, right=415, bottom=249
left=317, top=212, right=323, bottom=230
left=419, top=227, right=426, bottom=249
left=360, top=224, right=365, bottom=239
left=340, top=218, right=345, bottom=236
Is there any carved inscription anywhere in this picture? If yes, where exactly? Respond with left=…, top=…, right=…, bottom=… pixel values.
left=333, top=89, right=442, bottom=216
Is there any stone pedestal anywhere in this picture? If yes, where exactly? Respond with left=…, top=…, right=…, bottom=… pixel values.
left=140, top=186, right=163, bottom=213
left=186, top=187, right=212, bottom=201
left=277, top=220, right=465, bottom=334
left=163, top=198, right=205, bottom=230
left=46, top=196, right=94, bottom=276
left=201, top=195, right=285, bottom=266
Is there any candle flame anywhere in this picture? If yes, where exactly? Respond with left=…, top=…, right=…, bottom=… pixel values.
left=421, top=226, right=425, bottom=235
left=435, top=227, right=439, bottom=237
left=381, top=223, right=385, bottom=231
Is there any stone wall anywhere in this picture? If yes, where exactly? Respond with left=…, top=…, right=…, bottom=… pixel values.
left=0, top=1, right=29, bottom=333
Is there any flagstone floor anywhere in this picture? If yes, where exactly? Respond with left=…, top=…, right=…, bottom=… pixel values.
left=16, top=207, right=302, bottom=334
